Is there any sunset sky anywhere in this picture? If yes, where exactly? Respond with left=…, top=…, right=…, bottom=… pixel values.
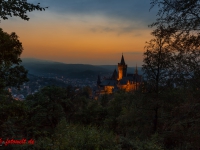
left=1, top=0, right=158, bottom=67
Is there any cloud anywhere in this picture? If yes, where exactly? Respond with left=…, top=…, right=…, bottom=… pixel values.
left=88, top=21, right=148, bottom=35
left=124, top=51, right=143, bottom=55
left=90, top=26, right=115, bottom=33
left=115, top=51, right=143, bottom=55
left=31, top=0, right=158, bottom=26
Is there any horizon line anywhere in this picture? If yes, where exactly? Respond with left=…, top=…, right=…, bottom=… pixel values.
left=21, top=57, right=143, bottom=67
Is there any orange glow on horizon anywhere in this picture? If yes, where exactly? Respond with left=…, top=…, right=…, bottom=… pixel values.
left=1, top=13, right=152, bottom=66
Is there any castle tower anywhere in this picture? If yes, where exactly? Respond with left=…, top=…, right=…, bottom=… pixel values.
left=118, top=54, right=127, bottom=80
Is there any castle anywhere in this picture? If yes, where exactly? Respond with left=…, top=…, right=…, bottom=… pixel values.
left=95, top=54, right=142, bottom=95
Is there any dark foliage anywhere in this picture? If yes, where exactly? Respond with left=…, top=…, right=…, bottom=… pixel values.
left=0, top=0, right=47, bottom=21
left=0, top=28, right=28, bottom=90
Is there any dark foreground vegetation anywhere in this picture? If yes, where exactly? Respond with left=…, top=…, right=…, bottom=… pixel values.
left=1, top=85, right=200, bottom=149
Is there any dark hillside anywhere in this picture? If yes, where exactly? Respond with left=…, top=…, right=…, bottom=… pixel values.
left=22, top=58, right=111, bottom=79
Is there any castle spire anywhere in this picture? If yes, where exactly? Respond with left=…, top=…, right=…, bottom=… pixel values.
left=120, top=53, right=125, bottom=65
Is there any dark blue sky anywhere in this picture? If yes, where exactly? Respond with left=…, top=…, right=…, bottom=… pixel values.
left=32, top=0, right=158, bottom=27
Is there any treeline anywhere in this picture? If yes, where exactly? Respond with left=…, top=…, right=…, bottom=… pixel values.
left=0, top=85, right=200, bottom=149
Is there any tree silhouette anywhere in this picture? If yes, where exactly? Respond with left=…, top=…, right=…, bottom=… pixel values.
left=0, top=0, right=46, bottom=89
left=150, top=0, right=200, bottom=89
left=142, top=26, right=175, bottom=132
left=0, top=28, right=28, bottom=90
left=143, top=26, right=173, bottom=93
left=150, top=0, right=200, bottom=33
left=0, top=0, right=47, bottom=21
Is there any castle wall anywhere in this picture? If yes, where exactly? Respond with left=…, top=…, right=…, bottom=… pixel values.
left=104, top=86, right=114, bottom=94
left=118, top=82, right=140, bottom=92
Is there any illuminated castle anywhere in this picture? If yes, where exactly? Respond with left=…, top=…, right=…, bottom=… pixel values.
left=95, top=54, right=142, bottom=95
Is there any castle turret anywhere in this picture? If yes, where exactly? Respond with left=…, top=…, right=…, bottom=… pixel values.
left=111, top=69, right=118, bottom=80
left=118, top=54, right=127, bottom=80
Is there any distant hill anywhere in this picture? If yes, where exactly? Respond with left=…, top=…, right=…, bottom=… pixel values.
left=21, top=58, right=111, bottom=79
left=99, top=65, right=142, bottom=74
left=21, top=58, right=143, bottom=79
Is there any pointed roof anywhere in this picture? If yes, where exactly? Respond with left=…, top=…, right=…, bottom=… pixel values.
left=111, top=69, right=118, bottom=80
left=120, top=53, right=126, bottom=65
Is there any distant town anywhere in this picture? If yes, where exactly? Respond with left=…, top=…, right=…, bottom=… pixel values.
left=11, top=74, right=103, bottom=100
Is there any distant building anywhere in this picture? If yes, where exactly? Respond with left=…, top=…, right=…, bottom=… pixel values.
left=95, top=54, right=142, bottom=96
